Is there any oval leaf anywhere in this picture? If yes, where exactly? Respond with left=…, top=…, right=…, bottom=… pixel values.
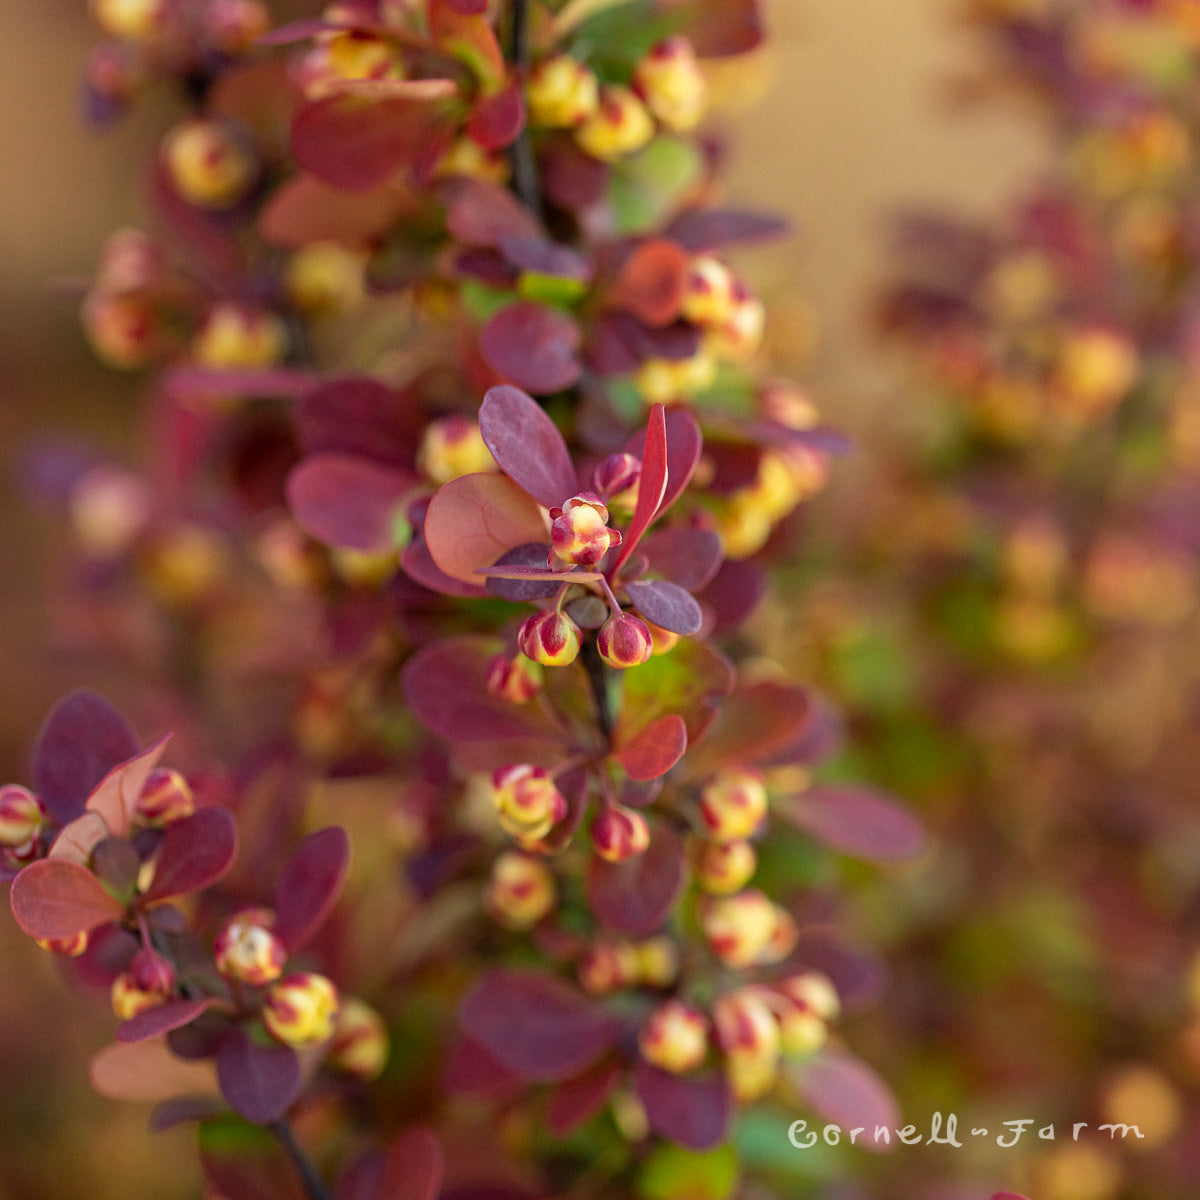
left=688, top=681, right=813, bottom=774
left=91, top=1038, right=219, bottom=1103
left=217, top=1030, right=303, bottom=1125
left=480, top=302, right=583, bottom=395
left=479, top=385, right=577, bottom=508
left=10, top=858, right=125, bottom=940
left=623, top=580, right=703, bottom=636
left=467, top=83, right=525, bottom=151
left=378, top=1126, right=445, bottom=1200
left=546, top=1057, right=622, bottom=1136
left=32, top=690, right=139, bottom=824
left=458, top=969, right=624, bottom=1083
left=789, top=1047, right=900, bottom=1153
left=287, top=454, right=415, bottom=553
left=606, top=239, right=689, bottom=326
left=778, top=786, right=927, bottom=862
left=586, top=822, right=686, bottom=936
left=612, top=715, right=687, bottom=782
left=117, top=997, right=217, bottom=1044
left=440, top=177, right=540, bottom=247
left=665, top=208, right=789, bottom=252
left=482, top=542, right=564, bottom=601
left=612, top=404, right=669, bottom=574
left=634, top=1061, right=732, bottom=1151
left=423, top=472, right=549, bottom=585
left=641, top=527, right=723, bottom=592
left=141, top=807, right=238, bottom=903
left=273, top=826, right=350, bottom=951
left=85, top=737, right=170, bottom=840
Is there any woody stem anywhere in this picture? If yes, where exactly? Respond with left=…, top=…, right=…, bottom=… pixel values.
left=270, top=1119, right=333, bottom=1200
left=509, top=0, right=543, bottom=218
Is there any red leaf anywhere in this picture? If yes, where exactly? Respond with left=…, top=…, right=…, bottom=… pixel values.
left=141, top=807, right=238, bottom=902
left=401, top=535, right=489, bottom=598
left=287, top=453, right=416, bottom=553
left=623, top=580, right=703, bottom=636
left=91, top=1039, right=219, bottom=1103
left=478, top=385, right=577, bottom=508
left=606, top=240, right=690, bottom=327
left=698, top=558, right=765, bottom=634
left=688, top=681, right=814, bottom=774
left=480, top=302, right=582, bottom=395
left=440, top=177, right=540, bottom=247
left=32, top=690, right=139, bottom=824
left=586, top=822, right=686, bottom=936
left=778, top=786, right=927, bottom=862
left=116, top=997, right=217, bottom=1043
left=216, top=1030, right=303, bottom=1125
left=458, top=969, right=624, bottom=1082
left=497, top=235, right=591, bottom=283
left=85, top=737, right=170, bottom=840
left=292, top=95, right=455, bottom=190
left=611, top=404, right=669, bottom=574
left=377, top=1127, right=445, bottom=1200
left=612, top=715, right=687, bottom=782
left=661, top=0, right=764, bottom=57
left=260, top=173, right=411, bottom=248
left=296, top=376, right=423, bottom=469
left=423, top=472, right=549, bottom=585
left=273, top=827, right=350, bottom=951
left=665, top=207, right=789, bottom=252
left=401, top=637, right=564, bottom=743
left=9, top=859, right=125, bottom=940
left=641, top=527, right=723, bottom=592
left=659, top=407, right=703, bottom=515
left=633, top=1060, right=732, bottom=1150
left=789, top=1047, right=900, bottom=1154
left=545, top=1057, right=622, bottom=1136
left=467, top=84, right=525, bottom=151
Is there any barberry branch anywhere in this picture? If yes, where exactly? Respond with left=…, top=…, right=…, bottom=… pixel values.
left=508, top=0, right=542, bottom=218
left=270, top=1119, right=332, bottom=1200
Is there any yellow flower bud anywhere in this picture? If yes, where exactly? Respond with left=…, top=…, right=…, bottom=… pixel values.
left=699, top=889, right=778, bottom=968
left=37, top=931, right=90, bottom=957
left=286, top=242, right=367, bottom=314
left=0, top=786, right=45, bottom=857
left=634, top=36, right=709, bottom=133
left=417, top=416, right=494, bottom=485
left=528, top=55, right=600, bottom=128
left=486, top=851, right=557, bottom=929
left=633, top=937, right=680, bottom=988
left=713, top=987, right=781, bottom=1100
left=161, top=119, right=257, bottom=209
left=695, top=838, right=757, bottom=894
left=578, top=938, right=641, bottom=994
left=214, top=906, right=288, bottom=986
left=328, top=997, right=389, bottom=1079
left=575, top=86, right=655, bottom=161
left=639, top=1000, right=709, bottom=1074
left=92, top=0, right=166, bottom=41
left=517, top=610, right=582, bottom=668
left=111, top=950, right=175, bottom=1020
left=193, top=304, right=287, bottom=369
left=136, top=768, right=195, bottom=827
left=264, top=973, right=340, bottom=1045
left=491, top=765, right=568, bottom=842
left=82, top=291, right=161, bottom=369
left=698, top=769, right=768, bottom=842
left=681, top=256, right=735, bottom=327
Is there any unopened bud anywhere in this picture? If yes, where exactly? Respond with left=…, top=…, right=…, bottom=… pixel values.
left=36, top=931, right=90, bottom=957
left=575, top=86, right=655, bottom=161
left=778, top=971, right=840, bottom=1021
left=92, top=0, right=167, bottom=41
left=491, top=764, right=567, bottom=842
left=69, top=467, right=151, bottom=558
left=517, top=609, right=582, bottom=667
left=699, top=889, right=778, bottom=968
left=713, top=987, right=781, bottom=1100
left=136, top=768, right=195, bottom=827
left=699, top=769, right=768, bottom=842
left=578, top=938, right=641, bottom=994
left=485, top=653, right=543, bottom=704
left=417, top=416, right=493, bottom=484
left=214, top=906, right=288, bottom=986
left=596, top=613, right=653, bottom=669
left=527, top=55, right=599, bottom=128
left=486, top=851, right=557, bottom=929
left=707, top=284, right=765, bottom=362
left=759, top=905, right=799, bottom=964
left=634, top=36, right=708, bottom=132
left=639, top=1000, right=709, bottom=1074
left=634, top=353, right=717, bottom=404
left=111, top=949, right=175, bottom=1020
left=646, top=620, right=680, bottom=655
left=695, top=838, right=757, bottom=894
left=681, top=256, right=735, bottom=327
left=328, top=997, right=389, bottom=1079
left=634, top=936, right=680, bottom=988
left=286, top=242, right=367, bottom=313
left=590, top=804, right=650, bottom=862
left=205, top=0, right=270, bottom=53
left=592, top=453, right=642, bottom=502
left=264, top=972, right=340, bottom=1045
left=193, top=304, right=287, bottom=369
left=0, top=786, right=45, bottom=858
left=550, top=495, right=621, bottom=568
left=161, top=119, right=257, bottom=209
left=82, top=290, right=161, bottom=369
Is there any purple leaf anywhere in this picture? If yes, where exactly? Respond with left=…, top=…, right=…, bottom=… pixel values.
left=761, top=691, right=845, bottom=767
left=482, top=543, right=569, bottom=601
left=791, top=930, right=887, bottom=1012
left=641, top=527, right=723, bottom=591
left=586, top=822, right=686, bottom=936
left=545, top=1057, right=622, bottom=1136
left=458, top=969, right=624, bottom=1082
left=789, top=1047, right=900, bottom=1153
left=665, top=208, right=789, bottom=252
left=273, top=827, right=350, bottom=951
left=466, top=83, right=525, bottom=151
left=497, top=235, right=591, bottom=283
left=633, top=1061, right=732, bottom=1150
left=778, top=786, right=927, bottom=861
left=698, top=558, right=765, bottom=634
left=117, top=997, right=216, bottom=1043
left=611, top=405, right=669, bottom=574
left=401, top=535, right=489, bottom=598
left=480, top=303, right=583, bottom=396
left=147, top=1096, right=226, bottom=1132
left=32, top=691, right=139, bottom=824
left=478, top=386, right=577, bottom=508
left=439, top=177, right=540, bottom=247
left=623, top=580, right=703, bottom=636
left=287, top=454, right=415, bottom=553
left=295, top=376, right=423, bottom=468
left=376, top=1127, right=445, bottom=1200
left=140, top=807, right=238, bottom=903
left=9, top=859, right=126, bottom=940
left=689, top=681, right=814, bottom=773
left=612, top=715, right=687, bottom=782
left=216, top=1030, right=303, bottom=1125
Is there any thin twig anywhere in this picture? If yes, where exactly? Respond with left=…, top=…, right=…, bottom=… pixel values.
left=270, top=1119, right=333, bottom=1200
left=508, top=0, right=543, bottom=219
left=581, top=638, right=614, bottom=746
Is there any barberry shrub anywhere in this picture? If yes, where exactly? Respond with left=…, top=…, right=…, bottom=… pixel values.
left=4, top=3, right=926, bottom=1199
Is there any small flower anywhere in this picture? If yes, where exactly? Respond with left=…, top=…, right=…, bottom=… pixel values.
left=550, top=495, right=622, bottom=568
left=639, top=1000, right=709, bottom=1074
left=518, top=610, right=582, bottom=667
left=527, top=54, right=600, bottom=128
left=417, top=416, right=493, bottom=485
left=214, top=907, right=288, bottom=986
left=328, top=997, right=389, bottom=1079
left=699, top=889, right=778, bottom=968
left=36, top=931, right=89, bottom=957
left=707, top=283, right=765, bottom=362
left=633, top=353, right=717, bottom=404
left=0, top=786, right=45, bottom=859
left=575, top=86, right=655, bottom=161
left=111, top=949, right=175, bottom=1020
left=264, top=973, right=340, bottom=1045
left=596, top=613, right=653, bottom=669
left=69, top=467, right=151, bottom=558
left=161, top=119, right=257, bottom=210
left=634, top=36, right=708, bottom=133
left=698, top=769, right=768, bottom=842
left=136, top=768, right=195, bottom=827
left=578, top=938, right=641, bottom=994
left=286, top=242, right=367, bottom=314
left=590, top=804, right=650, bottom=862
left=777, top=972, right=838, bottom=1058
left=82, top=291, right=161, bottom=369
left=192, top=304, right=287, bottom=369
left=491, top=765, right=567, bottom=842
left=485, top=851, right=557, bottom=929
left=695, top=838, right=758, bottom=894
left=713, top=987, right=782, bottom=1101
left=633, top=936, right=681, bottom=988
left=681, top=256, right=736, bottom=327
left=485, top=653, right=543, bottom=704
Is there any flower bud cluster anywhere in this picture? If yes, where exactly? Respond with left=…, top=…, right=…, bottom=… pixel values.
left=578, top=935, right=680, bottom=994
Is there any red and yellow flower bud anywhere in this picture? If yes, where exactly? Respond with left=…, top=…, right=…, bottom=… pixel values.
left=639, top=1000, right=710, bottom=1074
left=777, top=972, right=838, bottom=1057
left=417, top=416, right=493, bottom=484
left=486, top=653, right=543, bottom=704
left=713, top=987, right=782, bottom=1100
left=486, top=851, right=557, bottom=929
left=286, top=242, right=367, bottom=314
left=634, top=36, right=708, bottom=133
left=699, top=889, right=778, bottom=968
left=576, top=86, right=655, bottom=161
left=82, top=291, right=161, bottom=369
left=299, top=30, right=404, bottom=98
left=491, top=764, right=568, bottom=842
left=161, top=119, right=257, bottom=209
left=69, top=467, right=151, bottom=558
left=590, top=804, right=650, bottom=863
left=699, top=769, right=768, bottom=842
left=634, top=352, right=717, bottom=403
left=592, top=453, right=642, bottom=503
left=92, top=0, right=166, bottom=41
left=517, top=610, right=582, bottom=667
left=0, top=786, right=45, bottom=858
left=37, top=931, right=90, bottom=957
left=681, top=256, right=736, bottom=327
left=111, top=949, right=175, bottom=1020
left=264, top=972, right=340, bottom=1045
left=634, top=936, right=681, bottom=988
left=695, top=838, right=757, bottom=894
left=328, top=997, right=389, bottom=1079
left=707, top=284, right=765, bottom=362
left=527, top=54, right=599, bottom=128
left=597, top=613, right=654, bottom=669
left=205, top=0, right=270, bottom=54
left=214, top=906, right=288, bottom=986
left=193, top=304, right=287, bottom=369
left=578, top=938, right=641, bottom=994
left=550, top=495, right=621, bottom=568
left=136, top=768, right=195, bottom=827
left=759, top=905, right=799, bottom=964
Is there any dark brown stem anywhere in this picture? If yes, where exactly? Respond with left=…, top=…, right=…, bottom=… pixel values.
left=270, top=1119, right=332, bottom=1200
left=581, top=639, right=614, bottom=746
left=508, top=0, right=543, bottom=219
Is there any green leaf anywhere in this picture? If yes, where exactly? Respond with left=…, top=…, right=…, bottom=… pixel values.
left=616, top=637, right=734, bottom=744
left=639, top=1142, right=739, bottom=1200
left=461, top=279, right=517, bottom=322
left=608, top=137, right=703, bottom=235
left=517, top=271, right=589, bottom=308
